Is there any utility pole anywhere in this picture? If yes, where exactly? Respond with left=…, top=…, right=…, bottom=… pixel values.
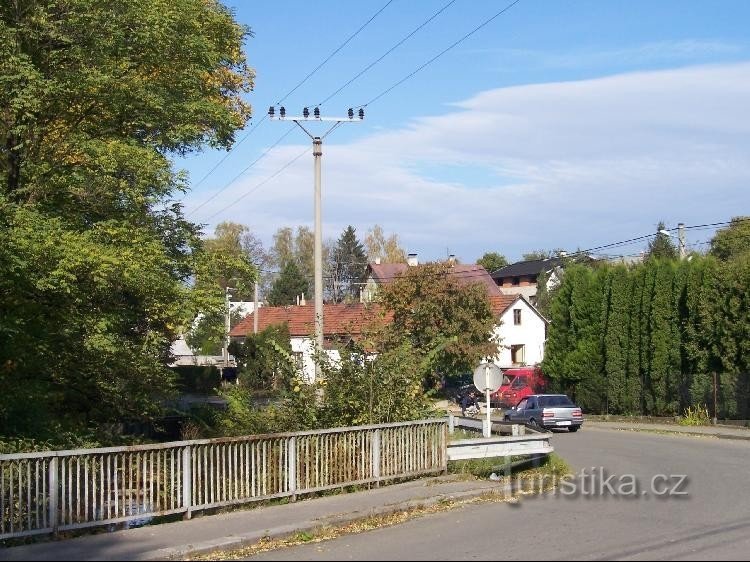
left=253, top=282, right=259, bottom=335
left=222, top=286, right=233, bottom=381
left=269, top=105, right=363, bottom=380
left=678, top=222, right=686, bottom=260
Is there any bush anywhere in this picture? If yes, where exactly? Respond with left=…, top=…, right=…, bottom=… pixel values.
left=678, top=404, right=711, bottom=426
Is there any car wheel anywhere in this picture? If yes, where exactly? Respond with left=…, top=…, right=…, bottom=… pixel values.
left=569, top=426, right=580, bottom=433
left=529, top=418, right=539, bottom=429
left=504, top=415, right=510, bottom=422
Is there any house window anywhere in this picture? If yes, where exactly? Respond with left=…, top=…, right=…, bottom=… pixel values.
left=292, top=352, right=304, bottom=373
left=513, top=309, right=522, bottom=325
left=510, top=344, right=525, bottom=365
left=512, top=276, right=520, bottom=286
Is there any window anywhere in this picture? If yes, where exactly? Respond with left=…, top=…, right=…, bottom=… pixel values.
left=516, top=398, right=528, bottom=410
left=513, top=309, right=522, bottom=325
left=512, top=276, right=520, bottom=286
left=510, top=344, right=525, bottom=365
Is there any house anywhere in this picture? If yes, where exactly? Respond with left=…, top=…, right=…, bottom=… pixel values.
left=230, top=302, right=388, bottom=383
left=362, top=253, right=504, bottom=302
left=489, top=294, right=549, bottom=369
left=490, top=257, right=567, bottom=304
left=230, top=291, right=548, bottom=382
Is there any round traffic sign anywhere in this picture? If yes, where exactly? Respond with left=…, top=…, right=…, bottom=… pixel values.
left=473, top=362, right=503, bottom=392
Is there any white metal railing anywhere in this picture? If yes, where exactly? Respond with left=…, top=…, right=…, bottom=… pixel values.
left=0, top=419, right=446, bottom=540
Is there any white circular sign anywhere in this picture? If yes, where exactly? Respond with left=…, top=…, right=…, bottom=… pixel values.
left=473, top=362, right=503, bottom=392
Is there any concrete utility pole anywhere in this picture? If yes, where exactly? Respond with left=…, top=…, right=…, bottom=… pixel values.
left=253, top=281, right=259, bottom=335
left=222, top=286, right=233, bottom=379
left=269, top=105, right=363, bottom=380
left=678, top=222, right=686, bottom=260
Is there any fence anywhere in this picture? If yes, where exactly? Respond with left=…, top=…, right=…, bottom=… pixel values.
left=0, top=419, right=446, bottom=540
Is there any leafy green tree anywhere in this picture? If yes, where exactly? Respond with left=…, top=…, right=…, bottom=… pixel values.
left=230, top=324, right=296, bottom=390
left=645, top=221, right=679, bottom=261
left=0, top=0, right=253, bottom=440
left=377, top=262, right=498, bottom=389
left=328, top=225, right=367, bottom=302
left=364, top=224, right=406, bottom=263
left=709, top=216, right=750, bottom=262
left=476, top=252, right=508, bottom=274
left=267, top=261, right=308, bottom=306
left=204, top=222, right=270, bottom=296
left=318, top=341, right=437, bottom=426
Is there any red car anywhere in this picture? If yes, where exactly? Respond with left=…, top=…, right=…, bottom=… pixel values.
left=491, top=366, right=548, bottom=407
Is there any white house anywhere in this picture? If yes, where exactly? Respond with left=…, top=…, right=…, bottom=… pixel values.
left=230, top=302, right=385, bottom=383
left=489, top=294, right=549, bottom=369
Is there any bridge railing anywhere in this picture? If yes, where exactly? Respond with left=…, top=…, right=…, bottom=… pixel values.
left=0, top=419, right=447, bottom=540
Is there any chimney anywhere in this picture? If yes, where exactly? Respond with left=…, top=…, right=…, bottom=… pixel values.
left=407, top=253, right=418, bottom=267
left=448, top=254, right=456, bottom=266
left=300, top=292, right=306, bottom=306
left=374, top=256, right=381, bottom=265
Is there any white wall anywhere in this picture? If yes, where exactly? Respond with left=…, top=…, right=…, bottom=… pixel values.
left=290, top=337, right=340, bottom=383
left=492, top=300, right=547, bottom=369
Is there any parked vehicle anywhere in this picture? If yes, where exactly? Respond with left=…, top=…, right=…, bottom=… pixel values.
left=503, top=394, right=583, bottom=432
left=491, top=365, right=548, bottom=407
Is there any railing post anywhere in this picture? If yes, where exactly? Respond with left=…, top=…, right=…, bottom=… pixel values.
left=48, top=457, right=58, bottom=535
left=448, top=412, right=455, bottom=434
left=372, top=429, right=381, bottom=487
left=182, top=446, right=192, bottom=520
left=288, top=437, right=297, bottom=502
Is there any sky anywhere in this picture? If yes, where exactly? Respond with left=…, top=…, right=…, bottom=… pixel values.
left=176, top=0, right=750, bottom=264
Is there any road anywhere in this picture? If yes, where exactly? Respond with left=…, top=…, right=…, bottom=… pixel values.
left=247, top=427, right=750, bottom=560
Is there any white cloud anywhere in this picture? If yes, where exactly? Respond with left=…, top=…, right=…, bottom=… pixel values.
left=187, top=62, right=750, bottom=262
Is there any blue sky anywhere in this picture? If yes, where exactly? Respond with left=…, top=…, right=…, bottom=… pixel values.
left=177, top=0, right=750, bottom=263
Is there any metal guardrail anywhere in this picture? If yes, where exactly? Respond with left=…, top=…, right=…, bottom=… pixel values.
left=0, top=419, right=446, bottom=540
left=446, top=413, right=554, bottom=461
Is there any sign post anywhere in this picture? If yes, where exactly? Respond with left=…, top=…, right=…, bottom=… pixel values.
left=473, top=362, right=503, bottom=438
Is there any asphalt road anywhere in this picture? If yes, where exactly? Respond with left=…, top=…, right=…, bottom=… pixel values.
left=247, top=427, right=750, bottom=560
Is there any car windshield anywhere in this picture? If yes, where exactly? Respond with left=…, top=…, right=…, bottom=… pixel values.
left=510, top=377, right=528, bottom=389
left=542, top=395, right=574, bottom=407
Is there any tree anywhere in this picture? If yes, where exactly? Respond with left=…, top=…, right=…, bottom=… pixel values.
left=522, top=250, right=555, bottom=261
left=645, top=222, right=679, bottom=261
left=377, top=263, right=498, bottom=389
left=709, top=216, right=750, bottom=262
left=0, top=0, right=253, bottom=441
left=203, top=222, right=268, bottom=298
left=230, top=324, right=295, bottom=391
left=328, top=226, right=367, bottom=302
left=365, top=225, right=406, bottom=263
left=267, top=261, right=309, bottom=306
left=476, top=252, right=508, bottom=274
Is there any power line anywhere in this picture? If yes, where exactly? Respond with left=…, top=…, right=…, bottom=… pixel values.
left=197, top=0, right=524, bottom=219
left=280, top=0, right=396, bottom=105
left=313, top=0, right=459, bottom=108
left=188, top=124, right=296, bottom=217
left=201, top=146, right=309, bottom=223
left=358, top=0, right=523, bottom=108
left=185, top=2, right=393, bottom=198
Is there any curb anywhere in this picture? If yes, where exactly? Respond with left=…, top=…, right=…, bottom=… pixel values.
left=585, top=423, right=750, bottom=442
left=146, top=484, right=511, bottom=560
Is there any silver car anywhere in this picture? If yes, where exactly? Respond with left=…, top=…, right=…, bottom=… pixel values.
left=503, top=394, right=583, bottom=432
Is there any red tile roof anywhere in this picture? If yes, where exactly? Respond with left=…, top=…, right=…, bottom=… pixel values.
left=489, top=294, right=521, bottom=316
left=368, top=263, right=504, bottom=297
left=230, top=302, right=390, bottom=338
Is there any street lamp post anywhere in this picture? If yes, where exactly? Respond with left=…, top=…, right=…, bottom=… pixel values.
left=269, top=106, right=363, bottom=380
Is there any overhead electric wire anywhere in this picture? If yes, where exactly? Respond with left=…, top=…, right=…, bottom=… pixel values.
left=279, top=0, right=396, bottom=105
left=313, top=0, right=459, bottom=108
left=184, top=1, right=394, bottom=203
left=188, top=124, right=296, bottom=217
left=202, top=146, right=309, bottom=222
left=357, top=0, right=523, bottom=108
